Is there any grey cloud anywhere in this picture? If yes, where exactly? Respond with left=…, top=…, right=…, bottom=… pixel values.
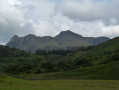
left=60, top=0, right=119, bottom=25
left=0, top=17, right=34, bottom=44
left=0, top=0, right=119, bottom=45
left=0, top=0, right=35, bottom=44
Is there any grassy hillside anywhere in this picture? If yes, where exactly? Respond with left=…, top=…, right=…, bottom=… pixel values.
left=92, top=37, right=119, bottom=51
left=72, top=37, right=119, bottom=66
left=24, top=61, right=119, bottom=80
left=0, top=36, right=119, bottom=90
left=0, top=37, right=119, bottom=80
left=18, top=36, right=119, bottom=79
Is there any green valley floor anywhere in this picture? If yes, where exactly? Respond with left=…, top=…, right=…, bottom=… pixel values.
left=0, top=76, right=119, bottom=90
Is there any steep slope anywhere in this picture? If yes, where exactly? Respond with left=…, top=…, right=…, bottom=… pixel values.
left=74, top=36, right=119, bottom=66
left=54, top=30, right=91, bottom=48
left=0, top=36, right=119, bottom=80
left=90, top=36, right=119, bottom=52
left=7, top=34, right=62, bottom=52
left=6, top=30, right=109, bottom=52
left=24, top=36, right=119, bottom=79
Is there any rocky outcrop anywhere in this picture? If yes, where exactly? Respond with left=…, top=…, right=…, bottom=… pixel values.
left=6, top=30, right=110, bottom=52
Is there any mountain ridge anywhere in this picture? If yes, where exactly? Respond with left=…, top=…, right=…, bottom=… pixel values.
left=6, top=30, right=110, bottom=52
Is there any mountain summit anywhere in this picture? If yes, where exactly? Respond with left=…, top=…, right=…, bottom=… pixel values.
left=58, top=30, right=82, bottom=37
left=6, top=30, right=110, bottom=52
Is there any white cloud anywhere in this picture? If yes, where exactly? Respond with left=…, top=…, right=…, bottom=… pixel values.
left=8, top=0, right=22, bottom=6
left=0, top=0, right=119, bottom=45
left=102, top=25, right=119, bottom=38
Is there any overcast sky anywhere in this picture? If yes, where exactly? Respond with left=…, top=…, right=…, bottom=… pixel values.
left=0, top=0, right=119, bottom=44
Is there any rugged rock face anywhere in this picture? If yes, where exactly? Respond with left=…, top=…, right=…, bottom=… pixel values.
left=6, top=30, right=110, bottom=52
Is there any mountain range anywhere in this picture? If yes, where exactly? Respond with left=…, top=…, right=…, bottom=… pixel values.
left=0, top=33, right=119, bottom=79
left=6, top=30, right=110, bottom=52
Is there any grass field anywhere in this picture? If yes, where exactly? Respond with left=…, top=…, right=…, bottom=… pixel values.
left=1, top=80, right=119, bottom=90
left=0, top=74, right=119, bottom=90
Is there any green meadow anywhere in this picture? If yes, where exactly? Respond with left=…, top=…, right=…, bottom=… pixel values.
left=0, top=75, right=119, bottom=90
